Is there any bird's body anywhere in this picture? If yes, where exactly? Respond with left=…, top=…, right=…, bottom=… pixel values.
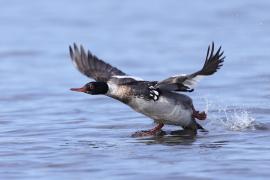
left=129, top=92, right=194, bottom=127
left=69, top=42, right=225, bottom=136
left=106, top=80, right=194, bottom=127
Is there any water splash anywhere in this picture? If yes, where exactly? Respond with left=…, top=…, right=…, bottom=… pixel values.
left=201, top=97, right=258, bottom=131
left=220, top=108, right=256, bottom=131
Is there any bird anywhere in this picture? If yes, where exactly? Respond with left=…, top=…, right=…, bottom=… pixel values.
left=69, top=42, right=225, bottom=137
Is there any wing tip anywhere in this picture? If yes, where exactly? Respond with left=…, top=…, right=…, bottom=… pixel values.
left=200, top=42, right=225, bottom=75
left=69, top=45, right=73, bottom=59
left=69, top=42, right=89, bottom=59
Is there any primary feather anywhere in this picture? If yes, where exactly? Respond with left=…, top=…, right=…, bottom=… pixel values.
left=69, top=43, right=126, bottom=82
left=155, top=42, right=225, bottom=92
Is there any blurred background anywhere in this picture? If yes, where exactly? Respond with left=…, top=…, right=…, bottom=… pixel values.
left=1, top=0, right=270, bottom=179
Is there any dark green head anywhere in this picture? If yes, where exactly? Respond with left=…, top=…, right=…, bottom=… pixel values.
left=70, top=82, right=108, bottom=95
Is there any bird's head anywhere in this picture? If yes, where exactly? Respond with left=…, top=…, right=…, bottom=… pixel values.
left=70, top=82, right=108, bottom=95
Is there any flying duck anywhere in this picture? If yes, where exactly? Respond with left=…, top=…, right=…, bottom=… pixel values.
left=69, top=42, right=225, bottom=137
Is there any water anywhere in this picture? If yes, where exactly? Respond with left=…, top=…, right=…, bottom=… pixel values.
left=1, top=0, right=270, bottom=179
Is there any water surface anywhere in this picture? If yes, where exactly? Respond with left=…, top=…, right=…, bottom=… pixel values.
left=1, top=0, right=270, bottom=179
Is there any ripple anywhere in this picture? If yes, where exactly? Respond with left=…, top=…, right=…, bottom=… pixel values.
left=0, top=50, right=42, bottom=58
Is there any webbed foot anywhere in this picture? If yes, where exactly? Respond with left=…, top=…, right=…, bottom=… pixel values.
left=132, top=123, right=164, bottom=137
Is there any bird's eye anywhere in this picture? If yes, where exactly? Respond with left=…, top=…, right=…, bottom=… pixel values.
left=89, top=84, right=94, bottom=89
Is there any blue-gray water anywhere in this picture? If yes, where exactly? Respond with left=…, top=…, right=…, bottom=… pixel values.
left=1, top=0, right=270, bottom=179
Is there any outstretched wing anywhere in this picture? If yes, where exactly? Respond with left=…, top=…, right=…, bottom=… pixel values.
left=155, top=42, right=225, bottom=92
left=69, top=43, right=126, bottom=82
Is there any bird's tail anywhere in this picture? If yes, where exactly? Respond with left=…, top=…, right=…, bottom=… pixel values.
left=196, top=122, right=206, bottom=131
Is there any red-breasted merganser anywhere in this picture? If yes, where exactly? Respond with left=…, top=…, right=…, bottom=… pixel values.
left=69, top=42, right=224, bottom=137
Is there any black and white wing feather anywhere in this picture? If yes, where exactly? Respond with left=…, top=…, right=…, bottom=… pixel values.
left=69, top=43, right=126, bottom=82
left=155, top=42, right=225, bottom=92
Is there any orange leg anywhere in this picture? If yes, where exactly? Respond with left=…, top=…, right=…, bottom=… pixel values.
left=192, top=111, right=207, bottom=120
left=192, top=106, right=207, bottom=120
left=132, top=123, right=164, bottom=137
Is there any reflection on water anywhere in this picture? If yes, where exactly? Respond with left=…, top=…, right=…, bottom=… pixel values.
left=138, top=135, right=196, bottom=146
left=136, top=130, right=197, bottom=145
left=199, top=140, right=229, bottom=149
